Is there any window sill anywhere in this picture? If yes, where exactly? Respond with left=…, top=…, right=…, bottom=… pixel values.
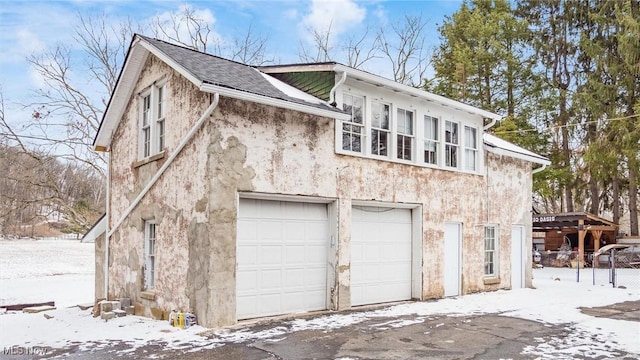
left=483, top=277, right=501, bottom=285
left=133, top=151, right=166, bottom=169
left=335, top=148, right=483, bottom=175
left=140, top=291, right=156, bottom=301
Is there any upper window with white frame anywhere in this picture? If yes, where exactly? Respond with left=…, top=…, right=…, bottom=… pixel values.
left=144, top=220, right=157, bottom=290
left=424, top=115, right=439, bottom=165
left=342, top=94, right=364, bottom=153
left=139, top=82, right=167, bottom=159
left=484, top=225, right=498, bottom=277
left=445, top=120, right=459, bottom=168
left=396, top=108, right=414, bottom=161
left=464, top=126, right=478, bottom=171
left=371, top=101, right=390, bottom=156
left=336, top=89, right=483, bottom=174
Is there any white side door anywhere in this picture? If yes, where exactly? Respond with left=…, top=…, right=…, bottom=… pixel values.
left=510, top=225, right=525, bottom=289
left=444, top=222, right=462, bottom=297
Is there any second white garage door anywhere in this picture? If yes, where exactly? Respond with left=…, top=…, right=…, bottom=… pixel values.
left=237, top=198, right=329, bottom=320
left=351, top=206, right=412, bottom=306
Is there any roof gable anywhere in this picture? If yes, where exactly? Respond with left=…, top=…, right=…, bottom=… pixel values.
left=94, top=35, right=346, bottom=150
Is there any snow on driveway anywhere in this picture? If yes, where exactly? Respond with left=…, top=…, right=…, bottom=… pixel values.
left=0, top=238, right=639, bottom=358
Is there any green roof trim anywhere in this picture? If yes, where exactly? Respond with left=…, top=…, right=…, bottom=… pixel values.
left=269, top=71, right=335, bottom=102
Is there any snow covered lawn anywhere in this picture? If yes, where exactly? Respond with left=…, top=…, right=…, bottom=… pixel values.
left=1, top=238, right=639, bottom=358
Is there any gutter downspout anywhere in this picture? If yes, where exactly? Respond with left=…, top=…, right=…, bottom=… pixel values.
left=329, top=71, right=347, bottom=106
left=483, top=116, right=499, bottom=130
left=103, top=152, right=110, bottom=299
left=104, top=93, right=219, bottom=297
left=532, top=163, right=548, bottom=174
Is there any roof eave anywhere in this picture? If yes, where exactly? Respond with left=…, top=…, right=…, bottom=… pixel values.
left=261, top=63, right=502, bottom=121
left=94, top=36, right=149, bottom=151
left=484, top=143, right=551, bottom=166
left=200, top=83, right=350, bottom=121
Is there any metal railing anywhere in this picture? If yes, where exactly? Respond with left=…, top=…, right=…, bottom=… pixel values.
left=535, top=249, right=640, bottom=289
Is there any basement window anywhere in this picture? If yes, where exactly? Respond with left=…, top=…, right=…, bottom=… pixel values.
left=144, top=221, right=157, bottom=290
left=484, top=225, right=498, bottom=277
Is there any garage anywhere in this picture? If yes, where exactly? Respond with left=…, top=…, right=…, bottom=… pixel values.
left=350, top=206, right=413, bottom=306
left=236, top=198, right=329, bottom=320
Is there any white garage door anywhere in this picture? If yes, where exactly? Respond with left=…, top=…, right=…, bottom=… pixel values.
left=237, top=198, right=329, bottom=320
left=351, top=206, right=412, bottom=306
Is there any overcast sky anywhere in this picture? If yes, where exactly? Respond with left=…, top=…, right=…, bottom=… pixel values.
left=0, top=0, right=462, bottom=129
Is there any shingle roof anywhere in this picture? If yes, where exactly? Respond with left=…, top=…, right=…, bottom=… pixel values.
left=138, top=35, right=344, bottom=114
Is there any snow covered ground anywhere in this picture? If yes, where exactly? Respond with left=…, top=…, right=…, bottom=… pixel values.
left=1, top=238, right=639, bottom=358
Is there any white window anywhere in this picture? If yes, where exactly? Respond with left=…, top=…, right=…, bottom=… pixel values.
left=445, top=120, right=459, bottom=168
left=157, top=85, right=166, bottom=152
left=342, top=94, right=364, bottom=153
left=424, top=115, right=439, bottom=165
left=139, top=83, right=167, bottom=159
left=141, top=94, right=152, bottom=158
left=144, top=221, right=157, bottom=290
left=371, top=101, right=390, bottom=156
left=396, top=108, right=414, bottom=160
left=484, top=225, right=498, bottom=277
left=464, top=126, right=478, bottom=171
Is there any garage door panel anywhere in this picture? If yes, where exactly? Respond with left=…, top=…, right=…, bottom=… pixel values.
left=236, top=271, right=257, bottom=292
left=351, top=206, right=412, bottom=306
left=237, top=199, right=329, bottom=320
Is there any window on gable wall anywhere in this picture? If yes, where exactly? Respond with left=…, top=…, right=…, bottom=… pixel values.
left=139, top=82, right=167, bottom=159
left=157, top=85, right=166, bottom=152
left=141, top=94, right=152, bottom=158
left=396, top=108, right=414, bottom=160
left=445, top=120, right=459, bottom=168
left=371, top=101, right=390, bottom=156
left=144, top=221, right=157, bottom=290
left=342, top=94, right=364, bottom=153
left=464, top=126, right=478, bottom=171
left=424, top=115, right=439, bottom=165
left=484, top=225, right=498, bottom=277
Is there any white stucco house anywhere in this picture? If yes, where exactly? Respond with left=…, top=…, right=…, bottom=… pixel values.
left=93, top=34, right=550, bottom=328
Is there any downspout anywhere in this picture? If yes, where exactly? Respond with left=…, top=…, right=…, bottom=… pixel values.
left=103, top=151, right=110, bottom=299
left=532, top=163, right=548, bottom=174
left=483, top=116, right=499, bottom=131
left=104, top=93, right=220, bottom=296
left=329, top=71, right=347, bottom=106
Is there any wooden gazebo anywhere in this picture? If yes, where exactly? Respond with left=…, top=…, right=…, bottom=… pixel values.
left=532, top=212, right=618, bottom=263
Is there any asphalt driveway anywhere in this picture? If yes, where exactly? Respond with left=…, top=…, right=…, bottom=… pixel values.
left=34, top=300, right=639, bottom=360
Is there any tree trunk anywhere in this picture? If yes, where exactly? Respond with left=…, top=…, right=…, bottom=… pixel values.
left=628, top=154, right=639, bottom=236
left=559, top=91, right=574, bottom=212
left=589, top=175, right=599, bottom=215
left=612, top=176, right=620, bottom=225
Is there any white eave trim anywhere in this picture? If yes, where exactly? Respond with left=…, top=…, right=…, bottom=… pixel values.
left=200, top=83, right=350, bottom=121
left=484, top=143, right=550, bottom=166
left=334, top=64, right=502, bottom=121
left=94, top=39, right=149, bottom=149
left=264, top=63, right=502, bottom=122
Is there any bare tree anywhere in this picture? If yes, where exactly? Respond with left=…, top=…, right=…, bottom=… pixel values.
left=24, top=13, right=139, bottom=176
left=228, top=23, right=274, bottom=66
left=377, top=14, right=430, bottom=86
left=151, top=5, right=216, bottom=53
left=1, top=88, right=102, bottom=235
left=343, top=26, right=380, bottom=69
left=299, top=22, right=335, bottom=63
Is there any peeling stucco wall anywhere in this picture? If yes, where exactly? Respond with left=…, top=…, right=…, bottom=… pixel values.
left=105, top=52, right=536, bottom=328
